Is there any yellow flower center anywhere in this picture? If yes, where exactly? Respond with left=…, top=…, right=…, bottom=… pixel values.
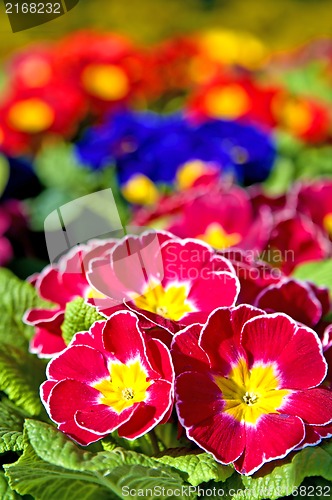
left=323, top=213, right=332, bottom=237
left=198, top=30, right=266, bottom=69
left=176, top=160, right=211, bottom=190
left=81, top=63, right=129, bottom=101
left=85, top=287, right=106, bottom=300
left=121, top=174, right=159, bottom=205
left=197, top=222, right=242, bottom=250
left=93, top=360, right=151, bottom=414
left=204, top=84, right=250, bottom=119
left=278, top=99, right=312, bottom=135
left=8, top=98, right=54, bottom=133
left=214, top=358, right=289, bottom=424
left=132, top=281, right=194, bottom=321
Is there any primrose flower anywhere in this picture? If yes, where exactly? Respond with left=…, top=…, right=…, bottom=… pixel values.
left=55, top=31, right=150, bottom=115
left=87, top=231, right=240, bottom=338
left=272, top=94, right=330, bottom=143
left=0, top=82, right=84, bottom=154
left=167, top=185, right=272, bottom=252
left=219, top=249, right=283, bottom=305
left=41, top=311, right=174, bottom=445
left=172, top=305, right=332, bottom=475
left=264, top=214, right=331, bottom=274
left=254, top=278, right=331, bottom=330
left=186, top=75, right=279, bottom=128
left=297, top=180, right=332, bottom=241
left=25, top=240, right=116, bottom=357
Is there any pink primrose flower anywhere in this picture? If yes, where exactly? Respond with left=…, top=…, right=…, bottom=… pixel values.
left=172, top=305, right=332, bottom=475
left=24, top=240, right=116, bottom=357
left=87, top=231, right=240, bottom=340
left=41, top=310, right=174, bottom=445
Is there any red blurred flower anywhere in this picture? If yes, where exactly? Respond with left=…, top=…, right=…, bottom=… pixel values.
left=0, top=82, right=85, bottom=154
left=186, top=75, right=280, bottom=128
left=263, top=214, right=331, bottom=274
left=272, top=93, right=330, bottom=143
left=55, top=31, right=152, bottom=116
left=297, top=180, right=332, bottom=241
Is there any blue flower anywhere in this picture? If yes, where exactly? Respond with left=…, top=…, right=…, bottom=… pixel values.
left=75, top=111, right=276, bottom=190
left=197, top=120, right=276, bottom=184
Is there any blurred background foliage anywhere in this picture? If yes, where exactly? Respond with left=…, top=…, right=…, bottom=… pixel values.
left=0, top=0, right=332, bottom=59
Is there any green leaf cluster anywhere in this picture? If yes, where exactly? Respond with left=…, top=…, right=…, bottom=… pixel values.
left=263, top=131, right=332, bottom=195
left=62, top=298, right=105, bottom=345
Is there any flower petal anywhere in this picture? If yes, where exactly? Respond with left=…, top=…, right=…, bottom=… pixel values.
left=47, top=345, right=108, bottom=384
left=175, top=372, right=245, bottom=465
left=118, top=379, right=173, bottom=439
left=242, top=314, right=327, bottom=388
left=281, top=388, right=332, bottom=425
left=75, top=403, right=137, bottom=434
left=102, top=311, right=150, bottom=368
left=171, top=324, right=209, bottom=375
left=47, top=379, right=99, bottom=423
left=234, top=414, right=305, bottom=475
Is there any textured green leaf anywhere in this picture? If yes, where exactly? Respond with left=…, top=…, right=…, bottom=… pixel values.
left=222, top=441, right=332, bottom=500
left=292, top=260, right=332, bottom=292
left=102, top=430, right=161, bottom=456
left=0, top=472, right=22, bottom=500
left=0, top=268, right=52, bottom=348
left=62, top=298, right=105, bottom=345
left=0, top=398, right=25, bottom=453
left=24, top=420, right=175, bottom=472
left=5, top=445, right=114, bottom=500
left=0, top=344, right=45, bottom=415
left=5, top=421, right=192, bottom=500
left=156, top=449, right=233, bottom=486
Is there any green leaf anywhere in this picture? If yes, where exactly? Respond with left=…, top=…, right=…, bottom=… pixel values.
left=5, top=421, right=193, bottom=500
left=156, top=449, right=233, bottom=486
left=24, top=420, right=171, bottom=472
left=26, top=188, right=74, bottom=232
left=0, top=398, right=26, bottom=453
left=292, top=259, right=332, bottom=292
left=35, top=142, right=99, bottom=195
left=102, top=430, right=160, bottom=456
left=263, top=157, right=295, bottom=195
left=283, top=63, right=332, bottom=104
left=0, top=268, right=53, bottom=349
left=0, top=155, right=10, bottom=198
left=62, top=298, right=105, bottom=345
left=5, top=445, right=114, bottom=500
left=0, top=472, right=22, bottom=500
left=222, top=441, right=332, bottom=500
left=0, top=344, right=46, bottom=416
left=295, top=147, right=332, bottom=180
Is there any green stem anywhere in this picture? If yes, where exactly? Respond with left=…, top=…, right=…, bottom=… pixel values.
left=148, top=428, right=160, bottom=455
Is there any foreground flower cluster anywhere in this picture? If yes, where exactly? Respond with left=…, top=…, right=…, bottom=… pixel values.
left=25, top=230, right=332, bottom=475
